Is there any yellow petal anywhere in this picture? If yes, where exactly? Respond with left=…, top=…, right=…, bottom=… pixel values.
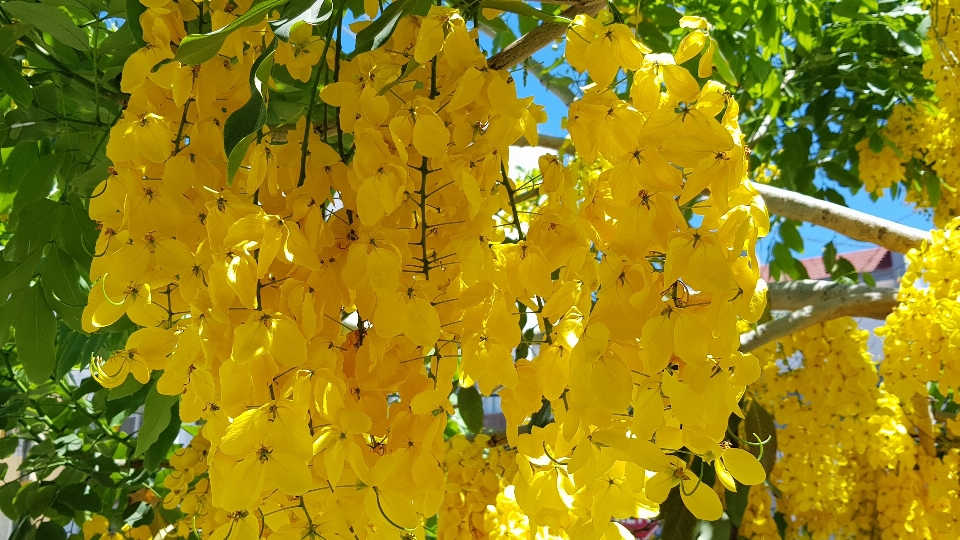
left=722, top=448, right=767, bottom=485
left=412, top=107, right=449, bottom=158
left=675, top=31, right=706, bottom=64
left=680, top=479, right=723, bottom=520
left=414, top=13, right=446, bottom=64
left=405, top=296, right=441, bottom=348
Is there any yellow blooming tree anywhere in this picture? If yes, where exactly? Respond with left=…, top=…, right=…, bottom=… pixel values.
left=0, top=1, right=957, bottom=540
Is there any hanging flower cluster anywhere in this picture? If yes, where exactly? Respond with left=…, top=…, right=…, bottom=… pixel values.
left=856, top=0, right=960, bottom=224
left=745, top=317, right=960, bottom=540
left=82, top=0, right=768, bottom=535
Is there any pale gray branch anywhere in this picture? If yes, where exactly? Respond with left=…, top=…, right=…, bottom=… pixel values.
left=487, top=1, right=604, bottom=71
left=754, top=183, right=930, bottom=254
left=766, top=280, right=899, bottom=315
left=739, top=287, right=899, bottom=353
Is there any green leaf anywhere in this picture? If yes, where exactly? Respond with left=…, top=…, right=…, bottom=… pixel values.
left=125, top=0, right=149, bottom=48
left=227, top=132, right=257, bottom=185
left=270, top=0, right=333, bottom=41
left=529, top=399, right=552, bottom=429
left=0, top=22, right=34, bottom=54
left=224, top=41, right=276, bottom=156
left=5, top=198, right=62, bottom=263
left=55, top=483, right=101, bottom=513
left=57, top=194, right=97, bottom=268
left=135, top=386, right=179, bottom=456
left=0, top=481, right=20, bottom=519
left=36, top=516, right=69, bottom=539
left=9, top=154, right=61, bottom=231
left=9, top=515, right=30, bottom=540
left=40, top=246, right=85, bottom=306
left=0, top=141, right=39, bottom=193
left=927, top=174, right=942, bottom=208
left=107, top=370, right=146, bottom=400
left=150, top=58, right=176, bottom=73
left=377, top=59, right=420, bottom=97
left=479, top=0, right=572, bottom=24
left=124, top=501, right=154, bottom=527
left=779, top=128, right=812, bottom=178
left=896, top=29, right=923, bottom=56
left=68, top=164, right=109, bottom=191
left=697, top=516, right=732, bottom=540
left=16, top=284, right=58, bottom=384
left=821, top=160, right=859, bottom=190
left=724, top=482, right=750, bottom=527
left=605, top=0, right=625, bottom=24
left=225, top=40, right=277, bottom=184
left=0, top=58, right=32, bottom=108
left=659, top=488, right=698, bottom=540
left=862, top=271, right=876, bottom=287
left=24, top=484, right=55, bottom=519
left=2, top=2, right=88, bottom=50
left=53, top=329, right=84, bottom=379
left=744, top=400, right=778, bottom=477
left=0, top=437, right=17, bottom=459
left=457, top=385, right=484, bottom=434
left=352, top=0, right=415, bottom=56
left=711, top=41, right=737, bottom=86
left=41, top=246, right=87, bottom=331
left=822, top=240, right=838, bottom=271
left=443, top=417, right=461, bottom=438
left=0, top=248, right=42, bottom=305
left=174, top=0, right=289, bottom=65
left=144, top=399, right=181, bottom=470
left=774, top=511, right=788, bottom=539
left=778, top=220, right=803, bottom=253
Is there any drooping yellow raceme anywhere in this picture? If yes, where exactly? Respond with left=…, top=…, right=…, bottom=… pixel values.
left=84, top=2, right=768, bottom=538
left=854, top=0, right=960, bottom=224
left=744, top=317, right=960, bottom=540
left=855, top=138, right=906, bottom=195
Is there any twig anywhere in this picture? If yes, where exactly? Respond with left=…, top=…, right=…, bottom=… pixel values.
left=501, top=164, right=525, bottom=240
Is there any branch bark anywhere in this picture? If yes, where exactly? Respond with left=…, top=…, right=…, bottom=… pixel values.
left=766, top=280, right=899, bottom=315
left=739, top=286, right=899, bottom=353
left=754, top=183, right=930, bottom=254
left=515, top=134, right=567, bottom=149
left=487, top=0, right=605, bottom=71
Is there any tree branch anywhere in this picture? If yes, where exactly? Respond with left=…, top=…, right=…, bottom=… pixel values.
left=766, top=280, right=898, bottom=314
left=754, top=183, right=930, bottom=254
left=487, top=0, right=605, bottom=71
left=515, top=134, right=567, bottom=149
left=739, top=287, right=899, bottom=353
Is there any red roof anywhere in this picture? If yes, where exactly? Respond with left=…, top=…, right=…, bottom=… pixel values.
left=760, top=247, right=894, bottom=281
